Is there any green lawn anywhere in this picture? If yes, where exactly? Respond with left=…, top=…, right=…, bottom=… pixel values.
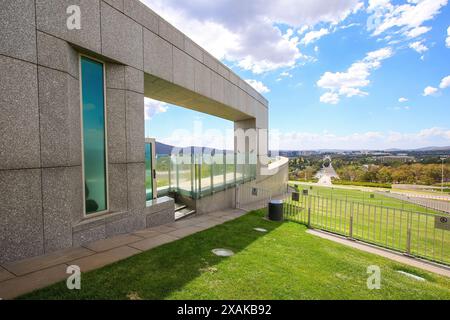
left=291, top=182, right=440, bottom=214
left=19, top=210, right=450, bottom=300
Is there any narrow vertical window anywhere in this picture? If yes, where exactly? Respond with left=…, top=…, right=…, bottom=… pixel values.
left=145, top=142, right=153, bottom=201
left=80, top=56, right=107, bottom=214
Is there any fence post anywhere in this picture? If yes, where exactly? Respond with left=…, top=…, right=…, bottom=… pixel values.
left=307, top=196, right=311, bottom=228
left=406, top=211, right=412, bottom=255
left=349, top=202, right=354, bottom=240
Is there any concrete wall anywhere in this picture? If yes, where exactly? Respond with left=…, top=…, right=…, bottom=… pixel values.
left=0, top=0, right=269, bottom=263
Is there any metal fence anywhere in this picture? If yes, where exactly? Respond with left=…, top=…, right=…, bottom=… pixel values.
left=378, top=191, right=450, bottom=214
left=284, top=193, right=450, bottom=266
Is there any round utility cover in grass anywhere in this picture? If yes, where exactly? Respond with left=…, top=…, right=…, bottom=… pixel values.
left=212, top=248, right=234, bottom=257
left=254, top=228, right=268, bottom=233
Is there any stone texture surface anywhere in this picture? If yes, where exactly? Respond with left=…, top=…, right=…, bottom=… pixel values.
left=72, top=224, right=106, bottom=247
left=126, top=91, right=145, bottom=163
left=158, top=19, right=184, bottom=49
left=0, top=169, right=43, bottom=264
left=2, top=247, right=93, bottom=276
left=101, top=1, right=143, bottom=69
left=0, top=56, right=40, bottom=170
left=106, top=63, right=125, bottom=89
left=0, top=266, right=15, bottom=283
left=83, top=234, right=142, bottom=252
left=173, top=47, right=195, bottom=91
left=106, top=89, right=127, bottom=163
left=146, top=208, right=175, bottom=227
left=103, top=0, right=124, bottom=12
left=108, top=163, right=128, bottom=212
left=194, top=60, right=211, bottom=97
left=166, top=226, right=204, bottom=239
left=127, top=163, right=146, bottom=209
left=0, top=0, right=36, bottom=63
left=0, top=264, right=68, bottom=300
left=69, top=245, right=140, bottom=272
left=125, top=67, right=144, bottom=93
left=37, top=31, right=79, bottom=79
left=36, top=0, right=102, bottom=52
left=124, top=0, right=158, bottom=33
left=128, top=234, right=178, bottom=251
left=203, top=53, right=219, bottom=72
left=144, top=29, right=173, bottom=82
left=39, top=67, right=82, bottom=167
left=211, top=72, right=225, bottom=104
left=42, top=166, right=83, bottom=252
left=105, top=214, right=146, bottom=237
left=184, top=38, right=204, bottom=62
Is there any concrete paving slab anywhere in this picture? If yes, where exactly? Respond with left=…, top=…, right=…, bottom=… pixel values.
left=2, top=247, right=95, bottom=276
left=68, top=246, right=141, bottom=273
left=128, top=234, right=179, bottom=251
left=0, top=266, right=15, bottom=282
left=132, top=228, right=163, bottom=239
left=166, top=226, right=204, bottom=239
left=0, top=264, right=68, bottom=300
left=83, top=234, right=143, bottom=252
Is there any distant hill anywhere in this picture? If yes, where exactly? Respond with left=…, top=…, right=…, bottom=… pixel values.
left=155, top=142, right=230, bottom=155
left=155, top=142, right=174, bottom=155
left=413, top=146, right=450, bottom=151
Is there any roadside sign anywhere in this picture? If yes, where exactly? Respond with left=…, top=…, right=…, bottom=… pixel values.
left=435, top=216, right=450, bottom=231
left=292, top=192, right=300, bottom=201
left=302, top=189, right=309, bottom=196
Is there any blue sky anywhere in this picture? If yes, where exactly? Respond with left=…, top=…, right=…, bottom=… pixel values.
left=141, top=0, right=450, bottom=150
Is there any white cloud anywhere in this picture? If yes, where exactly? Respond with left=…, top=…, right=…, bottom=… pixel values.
left=423, top=86, right=438, bottom=96
left=140, top=0, right=362, bottom=74
left=245, top=79, right=270, bottom=94
left=317, top=47, right=393, bottom=104
left=320, top=92, right=340, bottom=104
left=409, top=41, right=428, bottom=54
left=446, top=26, right=450, bottom=48
left=367, top=0, right=447, bottom=39
left=398, top=97, right=408, bottom=103
left=405, top=26, right=432, bottom=38
left=271, top=127, right=450, bottom=150
left=440, top=75, right=450, bottom=89
left=144, top=98, right=168, bottom=120
left=301, top=28, right=329, bottom=45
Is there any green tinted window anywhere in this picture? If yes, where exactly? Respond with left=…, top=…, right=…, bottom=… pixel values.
left=145, top=143, right=153, bottom=201
left=81, top=57, right=107, bottom=214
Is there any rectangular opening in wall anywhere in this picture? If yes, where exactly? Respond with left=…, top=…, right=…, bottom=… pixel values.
left=80, top=56, right=107, bottom=214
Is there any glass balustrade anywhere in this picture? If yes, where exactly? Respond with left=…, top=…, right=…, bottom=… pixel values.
left=147, top=143, right=257, bottom=199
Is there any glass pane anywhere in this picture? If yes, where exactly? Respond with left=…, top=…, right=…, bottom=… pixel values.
left=145, top=143, right=153, bottom=201
left=226, top=151, right=235, bottom=186
left=213, top=151, right=225, bottom=192
left=81, top=57, right=107, bottom=214
left=156, top=155, right=170, bottom=196
left=200, top=153, right=212, bottom=197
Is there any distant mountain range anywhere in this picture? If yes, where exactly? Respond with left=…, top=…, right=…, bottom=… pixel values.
left=155, top=142, right=231, bottom=155
left=156, top=142, right=450, bottom=155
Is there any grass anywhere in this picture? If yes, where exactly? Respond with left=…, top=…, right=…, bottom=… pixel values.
left=332, top=180, right=392, bottom=189
left=291, top=182, right=441, bottom=214
left=19, top=210, right=450, bottom=300
left=287, top=184, right=450, bottom=265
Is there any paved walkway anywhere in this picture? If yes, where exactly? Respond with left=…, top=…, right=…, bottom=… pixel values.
left=307, top=229, right=450, bottom=278
left=2, top=205, right=449, bottom=299
left=0, top=208, right=247, bottom=299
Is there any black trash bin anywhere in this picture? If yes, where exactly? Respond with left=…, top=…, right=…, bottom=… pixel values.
left=268, top=200, right=283, bottom=221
